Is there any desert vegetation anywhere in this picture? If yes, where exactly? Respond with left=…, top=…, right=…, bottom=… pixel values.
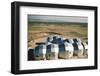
left=28, top=22, right=88, bottom=48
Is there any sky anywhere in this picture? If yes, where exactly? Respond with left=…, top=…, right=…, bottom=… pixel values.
left=28, top=15, right=88, bottom=23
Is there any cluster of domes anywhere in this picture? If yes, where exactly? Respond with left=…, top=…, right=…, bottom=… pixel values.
left=28, top=35, right=88, bottom=60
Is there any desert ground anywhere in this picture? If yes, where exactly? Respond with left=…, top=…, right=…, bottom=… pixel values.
left=28, top=22, right=88, bottom=48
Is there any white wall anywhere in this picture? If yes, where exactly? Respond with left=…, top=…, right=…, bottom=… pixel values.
left=0, top=0, right=99, bottom=76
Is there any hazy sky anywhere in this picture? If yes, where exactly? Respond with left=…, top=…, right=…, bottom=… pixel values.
left=28, top=15, right=88, bottom=23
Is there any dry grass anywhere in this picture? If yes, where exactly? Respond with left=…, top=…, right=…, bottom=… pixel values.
left=28, top=22, right=88, bottom=48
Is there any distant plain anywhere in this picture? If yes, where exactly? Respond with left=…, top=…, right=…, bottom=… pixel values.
left=28, top=22, right=88, bottom=48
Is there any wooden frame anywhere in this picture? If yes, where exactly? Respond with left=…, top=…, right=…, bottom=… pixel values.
left=11, top=1, right=98, bottom=74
